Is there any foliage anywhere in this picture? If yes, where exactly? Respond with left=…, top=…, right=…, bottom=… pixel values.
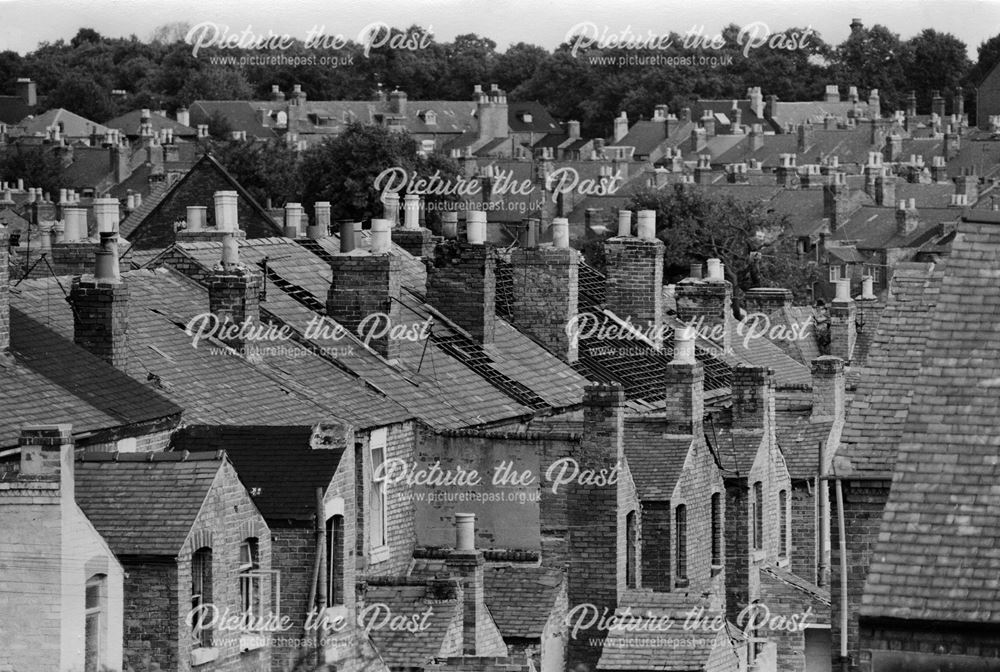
left=298, top=122, right=460, bottom=223
left=210, top=138, right=303, bottom=207
left=0, top=145, right=63, bottom=195
left=622, top=185, right=819, bottom=308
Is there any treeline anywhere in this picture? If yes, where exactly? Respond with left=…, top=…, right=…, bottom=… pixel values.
left=1, top=22, right=999, bottom=136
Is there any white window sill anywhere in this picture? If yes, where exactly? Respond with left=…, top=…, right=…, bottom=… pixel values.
left=191, top=647, right=218, bottom=667
left=369, top=544, right=390, bottom=565
left=751, top=549, right=767, bottom=563
left=777, top=556, right=790, bottom=568
left=240, top=633, right=267, bottom=652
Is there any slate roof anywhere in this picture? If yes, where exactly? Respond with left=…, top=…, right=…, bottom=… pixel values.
left=710, top=428, right=765, bottom=477
left=17, top=108, right=109, bottom=137
left=365, top=583, right=463, bottom=666
left=170, top=425, right=343, bottom=525
left=832, top=205, right=960, bottom=250
left=103, top=110, right=197, bottom=138
left=188, top=101, right=277, bottom=139
left=618, top=120, right=672, bottom=156
left=834, top=263, right=943, bottom=476
left=761, top=565, right=831, bottom=608
left=0, top=305, right=183, bottom=449
left=151, top=236, right=588, bottom=430
left=597, top=593, right=743, bottom=671
left=623, top=418, right=692, bottom=500
left=74, top=451, right=225, bottom=556
left=768, top=101, right=870, bottom=131
left=12, top=268, right=412, bottom=429
left=508, top=101, right=563, bottom=134
left=774, top=411, right=834, bottom=480
left=483, top=564, right=564, bottom=638
left=861, top=215, right=1000, bottom=623
left=119, top=178, right=174, bottom=238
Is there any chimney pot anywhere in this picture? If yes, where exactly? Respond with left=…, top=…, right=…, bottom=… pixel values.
left=706, top=258, right=723, bottom=281
left=455, top=513, right=476, bottom=551
left=835, top=278, right=851, bottom=302
left=220, top=234, right=240, bottom=268
left=636, top=210, right=656, bottom=240
left=617, top=210, right=632, bottom=237
left=689, top=262, right=703, bottom=279
left=552, top=218, right=570, bottom=248
left=671, top=325, right=696, bottom=364
left=403, top=194, right=420, bottom=230
left=93, top=197, right=120, bottom=233
left=467, top=211, right=487, bottom=245
left=383, top=193, right=400, bottom=225
left=213, top=191, right=239, bottom=231
left=338, top=220, right=355, bottom=252
left=94, top=232, right=121, bottom=283
left=370, top=219, right=392, bottom=253
left=441, top=211, right=458, bottom=239
left=861, top=275, right=875, bottom=300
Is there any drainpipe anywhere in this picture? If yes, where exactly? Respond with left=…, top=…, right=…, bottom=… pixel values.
left=818, top=440, right=829, bottom=588
left=312, top=487, right=327, bottom=665
left=836, top=478, right=849, bottom=671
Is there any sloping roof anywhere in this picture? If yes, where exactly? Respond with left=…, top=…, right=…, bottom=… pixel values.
left=832, top=205, right=959, bottom=250
left=1, top=306, right=182, bottom=449
left=17, top=108, right=109, bottom=137
left=103, top=110, right=197, bottom=137
left=710, top=428, right=765, bottom=476
left=834, top=263, right=943, bottom=476
left=153, top=236, right=587, bottom=430
left=118, top=178, right=174, bottom=238
left=775, top=410, right=834, bottom=480
left=861, top=215, right=1000, bottom=623
left=61, top=146, right=119, bottom=191
left=365, top=583, right=463, bottom=666
left=74, top=451, right=224, bottom=556
left=597, top=594, right=742, bottom=671
left=623, top=418, right=693, bottom=500
left=769, top=101, right=869, bottom=131
left=170, top=425, right=343, bottom=524
left=618, top=120, right=670, bottom=156
left=508, top=101, right=563, bottom=134
left=483, top=564, right=564, bottom=638
left=189, top=101, right=277, bottom=139
left=11, top=268, right=412, bottom=429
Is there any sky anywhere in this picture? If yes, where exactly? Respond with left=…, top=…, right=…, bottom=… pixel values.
left=0, top=0, right=998, bottom=58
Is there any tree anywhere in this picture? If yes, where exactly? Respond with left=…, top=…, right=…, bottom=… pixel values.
left=211, top=138, right=303, bottom=207
left=205, top=109, right=233, bottom=141
left=832, top=24, right=912, bottom=112
left=176, top=67, right=253, bottom=106
left=903, top=29, right=970, bottom=112
left=0, top=145, right=64, bottom=196
left=45, top=72, right=117, bottom=122
left=969, top=33, right=1000, bottom=87
left=298, top=122, right=460, bottom=223
left=620, top=185, right=818, bottom=309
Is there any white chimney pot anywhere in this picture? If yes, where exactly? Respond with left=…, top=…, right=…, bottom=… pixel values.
left=370, top=218, right=392, bottom=253
left=617, top=210, right=632, bottom=237
left=455, top=512, right=476, bottom=551
left=552, top=217, right=570, bottom=248
left=467, top=211, right=487, bottom=245
left=637, top=210, right=656, bottom=241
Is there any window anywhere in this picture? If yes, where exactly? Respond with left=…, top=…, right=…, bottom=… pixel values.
left=828, top=265, right=842, bottom=282
left=779, top=490, right=788, bottom=560
left=626, top=511, right=638, bottom=588
left=85, top=575, right=107, bottom=672
left=752, top=482, right=764, bottom=551
left=191, top=547, right=213, bottom=648
left=424, top=111, right=437, bottom=125
left=239, top=539, right=262, bottom=626
left=675, top=504, right=688, bottom=586
left=325, top=515, right=345, bottom=606
left=711, top=493, right=722, bottom=569
left=369, top=428, right=388, bottom=550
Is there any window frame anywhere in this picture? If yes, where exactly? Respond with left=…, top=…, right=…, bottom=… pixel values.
left=239, top=539, right=264, bottom=629
left=675, top=504, right=688, bottom=587
left=778, top=489, right=789, bottom=561
left=711, top=492, right=723, bottom=572
left=752, top=481, right=764, bottom=552
left=191, top=547, right=213, bottom=649
left=368, top=428, right=389, bottom=554
left=625, top=510, right=638, bottom=589
left=85, top=574, right=107, bottom=672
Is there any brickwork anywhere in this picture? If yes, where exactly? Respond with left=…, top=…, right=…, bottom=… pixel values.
left=759, top=571, right=830, bottom=672
left=664, top=363, right=704, bottom=435
left=671, top=435, right=727, bottom=598
left=177, top=229, right=248, bottom=244
left=641, top=502, right=672, bottom=591
left=270, top=529, right=314, bottom=670
left=208, top=266, right=263, bottom=350
left=830, top=479, right=890, bottom=672
left=128, top=158, right=277, bottom=249
left=566, top=384, right=624, bottom=671
left=391, top=228, right=436, bottom=257
left=731, top=366, right=770, bottom=430
left=790, top=483, right=817, bottom=582
left=675, top=278, right=733, bottom=352
left=427, top=242, right=497, bottom=344
left=823, top=180, right=853, bottom=231
left=724, top=480, right=750, bottom=623
left=69, top=276, right=130, bottom=369
left=858, top=620, right=1000, bottom=671
left=829, top=299, right=856, bottom=362
left=509, top=246, right=579, bottom=362
left=123, top=561, right=180, bottom=671
left=603, top=237, right=664, bottom=347
left=362, top=423, right=417, bottom=578
left=327, top=253, right=402, bottom=359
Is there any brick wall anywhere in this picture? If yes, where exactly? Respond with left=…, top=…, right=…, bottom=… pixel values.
left=724, top=479, right=750, bottom=623
left=208, top=266, right=263, bottom=351
left=426, top=242, right=497, bottom=344
left=269, top=528, right=313, bottom=669
left=759, top=572, right=829, bottom=672
left=790, top=482, right=816, bottom=582
left=327, top=253, right=402, bottom=359
left=69, top=276, right=130, bottom=369
left=829, top=299, right=856, bottom=363
left=671, top=435, right=727, bottom=598
left=128, top=159, right=279, bottom=249
left=603, top=237, right=664, bottom=347
left=830, top=479, right=890, bottom=672
left=508, top=246, right=579, bottom=362
left=641, top=502, right=672, bottom=591
left=362, top=423, right=417, bottom=578
left=149, top=246, right=214, bottom=284
left=566, top=384, right=624, bottom=671
left=169, top=460, right=272, bottom=672
left=123, top=561, right=180, bottom=671
left=858, top=619, right=1000, bottom=671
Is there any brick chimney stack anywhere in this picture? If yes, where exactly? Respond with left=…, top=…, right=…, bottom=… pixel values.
left=895, top=198, right=919, bottom=235
left=931, top=90, right=946, bottom=121
left=208, top=235, right=263, bottom=352
left=308, top=202, right=331, bottom=240
left=69, top=232, right=129, bottom=369
left=613, top=111, right=628, bottom=142
left=509, top=224, right=579, bottom=362
left=19, top=424, right=75, bottom=498
left=731, top=365, right=774, bottom=430
left=427, top=215, right=496, bottom=344
left=875, top=168, right=896, bottom=207
left=327, top=219, right=403, bottom=359
left=0, top=224, right=9, bottom=354
left=283, top=202, right=305, bottom=238
left=953, top=171, right=979, bottom=205
left=603, top=210, right=664, bottom=349
left=824, top=84, right=840, bottom=103
left=694, top=154, right=713, bottom=184
left=675, top=258, right=733, bottom=353
left=665, top=327, right=705, bottom=435
left=567, top=383, right=625, bottom=672
left=828, top=279, right=856, bottom=362
left=823, top=172, right=852, bottom=231
left=775, top=153, right=797, bottom=187
left=810, top=356, right=845, bottom=421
